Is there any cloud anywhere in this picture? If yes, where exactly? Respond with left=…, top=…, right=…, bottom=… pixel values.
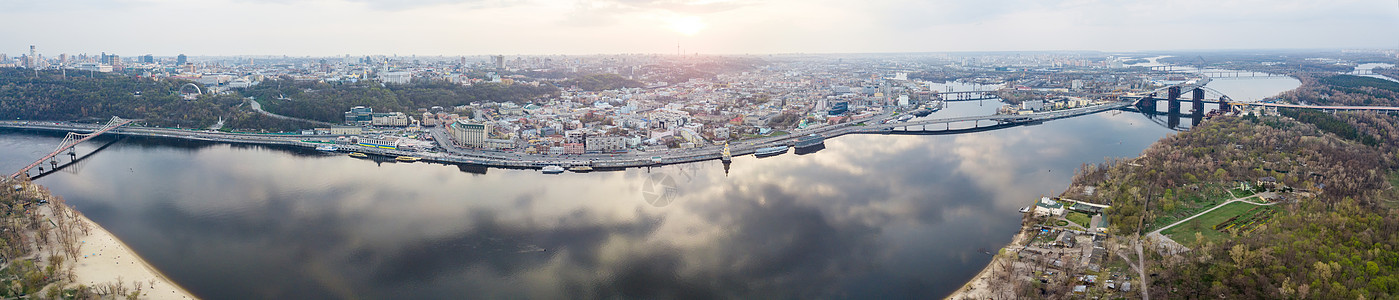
left=595, top=0, right=761, bottom=14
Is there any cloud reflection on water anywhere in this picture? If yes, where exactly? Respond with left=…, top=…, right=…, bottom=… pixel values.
left=17, top=114, right=1175, bottom=299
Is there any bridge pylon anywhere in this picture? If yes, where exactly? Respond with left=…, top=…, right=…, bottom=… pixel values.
left=9, top=116, right=135, bottom=179
left=1167, top=86, right=1182, bottom=116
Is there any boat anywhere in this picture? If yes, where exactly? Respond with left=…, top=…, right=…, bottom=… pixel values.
left=315, top=144, right=338, bottom=152
left=568, top=165, right=594, bottom=172
left=541, top=165, right=565, bottom=174
left=395, top=156, right=422, bottom=162
left=897, top=114, right=916, bottom=122
left=794, top=134, right=824, bottom=150
left=910, top=108, right=933, bottom=117
left=348, top=152, right=369, bottom=158
left=754, top=145, right=789, bottom=158
left=720, top=143, right=732, bottom=162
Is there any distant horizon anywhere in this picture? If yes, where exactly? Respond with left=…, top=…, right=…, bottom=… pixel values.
left=6, top=48, right=1398, bottom=60
left=2, top=0, right=1395, bottom=57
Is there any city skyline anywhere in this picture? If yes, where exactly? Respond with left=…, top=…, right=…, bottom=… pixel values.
left=1, top=0, right=1396, bottom=56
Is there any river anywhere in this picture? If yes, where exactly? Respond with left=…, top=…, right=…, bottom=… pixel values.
left=0, top=78, right=1296, bottom=299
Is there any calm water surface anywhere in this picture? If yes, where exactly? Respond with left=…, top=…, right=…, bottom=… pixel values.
left=0, top=78, right=1292, bottom=299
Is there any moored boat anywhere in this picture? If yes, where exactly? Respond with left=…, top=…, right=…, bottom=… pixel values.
left=315, top=144, right=339, bottom=152
left=568, top=165, right=594, bottom=172
left=754, top=145, right=789, bottom=158
left=395, top=156, right=422, bottom=162
left=794, top=134, right=824, bottom=150
left=541, top=165, right=565, bottom=174
left=348, top=152, right=369, bottom=158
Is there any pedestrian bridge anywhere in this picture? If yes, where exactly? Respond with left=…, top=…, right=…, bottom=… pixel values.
left=10, top=117, right=134, bottom=179
left=858, top=102, right=1132, bottom=133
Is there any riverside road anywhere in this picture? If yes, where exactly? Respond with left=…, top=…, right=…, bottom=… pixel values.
left=0, top=102, right=1128, bottom=171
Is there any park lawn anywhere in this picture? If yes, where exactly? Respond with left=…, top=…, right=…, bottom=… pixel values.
left=1161, top=201, right=1272, bottom=246
left=1065, top=212, right=1093, bottom=228
left=1145, top=184, right=1240, bottom=232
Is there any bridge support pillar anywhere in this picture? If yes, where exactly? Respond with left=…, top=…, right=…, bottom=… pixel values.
left=1192, top=88, right=1205, bottom=125
left=1167, top=86, right=1181, bottom=116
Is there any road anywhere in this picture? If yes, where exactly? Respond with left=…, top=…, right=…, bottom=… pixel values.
left=0, top=101, right=1127, bottom=170
left=246, top=98, right=337, bottom=126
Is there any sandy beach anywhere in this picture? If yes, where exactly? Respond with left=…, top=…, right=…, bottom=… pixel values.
left=67, top=213, right=198, bottom=299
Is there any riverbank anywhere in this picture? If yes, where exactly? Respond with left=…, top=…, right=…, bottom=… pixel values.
left=16, top=178, right=199, bottom=299
left=944, top=223, right=1032, bottom=299
left=63, top=210, right=198, bottom=299
left=0, top=102, right=1130, bottom=173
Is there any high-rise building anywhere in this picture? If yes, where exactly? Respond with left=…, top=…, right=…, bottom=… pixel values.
left=100, top=52, right=121, bottom=66
left=176, top=54, right=187, bottom=66
left=141, top=54, right=154, bottom=63
left=25, top=45, right=36, bottom=69
left=492, top=55, right=505, bottom=70
left=58, top=54, right=67, bottom=66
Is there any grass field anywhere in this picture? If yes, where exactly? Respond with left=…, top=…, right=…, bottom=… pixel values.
left=1146, top=184, right=1244, bottom=232
left=1066, top=212, right=1093, bottom=228
left=1161, top=201, right=1274, bottom=246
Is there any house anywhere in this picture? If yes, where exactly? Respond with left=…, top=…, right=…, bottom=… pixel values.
left=1090, top=214, right=1109, bottom=232
left=1256, top=176, right=1278, bottom=189
left=1034, top=197, right=1065, bottom=217
left=1055, top=231, right=1077, bottom=248
left=1070, top=202, right=1105, bottom=214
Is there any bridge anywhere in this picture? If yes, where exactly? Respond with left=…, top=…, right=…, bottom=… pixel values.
left=858, top=102, right=1133, bottom=133
left=934, top=91, right=998, bottom=102
left=11, top=117, right=134, bottom=179
left=1145, top=67, right=1287, bottom=79
left=1121, top=77, right=1234, bottom=119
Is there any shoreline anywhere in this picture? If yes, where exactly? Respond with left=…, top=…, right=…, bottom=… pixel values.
left=0, top=102, right=1127, bottom=171
left=944, top=223, right=1029, bottom=300
left=63, top=209, right=198, bottom=299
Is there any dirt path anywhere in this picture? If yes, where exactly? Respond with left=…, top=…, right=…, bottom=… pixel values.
left=1148, top=196, right=1275, bottom=236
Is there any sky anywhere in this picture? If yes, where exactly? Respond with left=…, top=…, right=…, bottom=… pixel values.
left=1, top=0, right=1397, bottom=56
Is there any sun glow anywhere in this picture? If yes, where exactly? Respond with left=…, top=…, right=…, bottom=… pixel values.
left=667, top=16, right=707, bottom=36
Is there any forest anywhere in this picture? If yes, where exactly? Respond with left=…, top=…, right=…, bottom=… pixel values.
left=1278, top=74, right=1399, bottom=107
left=238, top=77, right=558, bottom=123
left=0, top=68, right=312, bottom=131
left=1061, top=113, right=1399, bottom=299
left=1157, top=52, right=1387, bottom=74
left=559, top=74, right=643, bottom=91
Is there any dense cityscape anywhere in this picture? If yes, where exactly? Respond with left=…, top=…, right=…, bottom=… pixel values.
left=2, top=0, right=1399, bottom=299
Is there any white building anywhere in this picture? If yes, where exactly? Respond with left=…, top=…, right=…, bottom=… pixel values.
left=711, top=127, right=730, bottom=141
left=448, top=120, right=490, bottom=148
left=585, top=136, right=628, bottom=152
left=1033, top=197, right=1065, bottom=217
left=371, top=112, right=410, bottom=127
left=379, top=72, right=412, bottom=84
left=1022, top=100, right=1045, bottom=111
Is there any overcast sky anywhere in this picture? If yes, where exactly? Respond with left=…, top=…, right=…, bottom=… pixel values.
left=1, top=0, right=1397, bottom=56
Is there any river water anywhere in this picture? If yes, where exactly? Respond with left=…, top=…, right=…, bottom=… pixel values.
left=0, top=78, right=1296, bottom=299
